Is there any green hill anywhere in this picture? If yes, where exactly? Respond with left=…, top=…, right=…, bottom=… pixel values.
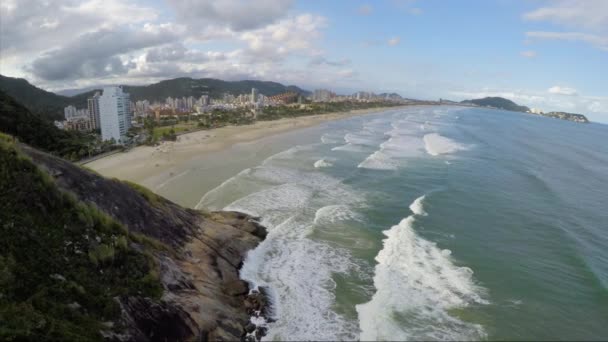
left=0, top=90, right=93, bottom=160
left=461, top=97, right=530, bottom=112
left=0, top=75, right=310, bottom=121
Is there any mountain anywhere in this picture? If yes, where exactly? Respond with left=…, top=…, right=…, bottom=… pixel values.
left=116, top=77, right=310, bottom=102
left=0, top=75, right=310, bottom=121
left=0, top=134, right=268, bottom=340
left=0, top=90, right=92, bottom=159
left=461, top=97, right=530, bottom=112
left=0, top=75, right=72, bottom=120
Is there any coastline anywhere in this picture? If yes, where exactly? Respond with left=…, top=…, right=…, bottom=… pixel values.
left=85, top=106, right=404, bottom=199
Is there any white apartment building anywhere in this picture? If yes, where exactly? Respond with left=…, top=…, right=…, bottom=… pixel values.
left=99, top=86, right=132, bottom=143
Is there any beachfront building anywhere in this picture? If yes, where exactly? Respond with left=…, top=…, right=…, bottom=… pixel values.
left=99, top=86, right=132, bottom=143
left=251, top=88, right=258, bottom=104
left=87, top=91, right=101, bottom=130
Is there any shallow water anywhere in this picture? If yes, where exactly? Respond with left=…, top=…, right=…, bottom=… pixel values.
left=193, top=106, right=608, bottom=340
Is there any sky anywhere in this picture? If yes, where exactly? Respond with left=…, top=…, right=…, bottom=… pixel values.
left=1, top=0, right=607, bottom=122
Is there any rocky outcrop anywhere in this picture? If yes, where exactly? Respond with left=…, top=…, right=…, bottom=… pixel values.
left=20, top=145, right=268, bottom=341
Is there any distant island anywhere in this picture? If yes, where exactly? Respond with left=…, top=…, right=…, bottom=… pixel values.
left=459, top=97, right=589, bottom=123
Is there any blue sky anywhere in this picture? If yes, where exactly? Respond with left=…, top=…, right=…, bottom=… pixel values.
left=1, top=0, right=607, bottom=121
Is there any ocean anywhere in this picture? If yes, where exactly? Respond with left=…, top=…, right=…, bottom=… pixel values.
left=195, top=106, right=608, bottom=340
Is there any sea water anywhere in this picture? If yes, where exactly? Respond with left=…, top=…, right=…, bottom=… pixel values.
left=196, top=106, right=608, bottom=340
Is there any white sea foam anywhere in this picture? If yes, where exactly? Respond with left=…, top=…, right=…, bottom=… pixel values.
left=344, top=132, right=378, bottom=146
left=331, top=143, right=367, bottom=152
left=222, top=160, right=363, bottom=340
left=314, top=159, right=333, bottom=168
left=409, top=195, right=427, bottom=216
left=357, top=195, right=487, bottom=341
left=358, top=150, right=400, bottom=170
left=423, top=133, right=467, bottom=156
left=314, top=205, right=361, bottom=225
left=358, top=129, right=424, bottom=171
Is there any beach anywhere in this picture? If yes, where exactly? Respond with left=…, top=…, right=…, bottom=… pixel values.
left=85, top=106, right=401, bottom=205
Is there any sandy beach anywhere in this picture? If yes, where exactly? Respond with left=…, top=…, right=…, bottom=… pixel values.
left=85, top=106, right=401, bottom=196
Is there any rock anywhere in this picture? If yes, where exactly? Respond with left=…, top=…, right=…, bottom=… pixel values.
left=245, top=323, right=256, bottom=334
left=255, top=326, right=268, bottom=340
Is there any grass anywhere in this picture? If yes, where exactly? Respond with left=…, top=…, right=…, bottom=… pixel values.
left=122, top=180, right=162, bottom=206
left=0, top=141, right=165, bottom=340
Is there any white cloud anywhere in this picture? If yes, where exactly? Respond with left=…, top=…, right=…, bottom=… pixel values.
left=526, top=31, right=608, bottom=51
left=523, top=0, right=608, bottom=30
left=548, top=86, right=578, bottom=96
left=449, top=87, right=608, bottom=122
left=166, top=0, right=293, bottom=31
left=523, top=1, right=608, bottom=52
left=388, top=36, right=401, bottom=46
left=520, top=50, right=537, bottom=58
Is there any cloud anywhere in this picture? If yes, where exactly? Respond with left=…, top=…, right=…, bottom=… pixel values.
left=388, top=36, right=401, bottom=46
left=309, top=56, right=351, bottom=67
left=166, top=0, right=293, bottom=31
left=358, top=4, right=373, bottom=15
left=523, top=0, right=608, bottom=30
left=520, top=50, right=537, bottom=58
left=449, top=87, right=608, bottom=122
left=526, top=31, right=608, bottom=51
left=238, top=14, right=327, bottom=62
left=0, top=0, right=158, bottom=57
left=548, top=86, right=578, bottom=96
left=29, top=25, right=179, bottom=80
left=523, top=1, right=608, bottom=52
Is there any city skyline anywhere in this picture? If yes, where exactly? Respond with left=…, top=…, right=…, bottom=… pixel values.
left=1, top=0, right=607, bottom=122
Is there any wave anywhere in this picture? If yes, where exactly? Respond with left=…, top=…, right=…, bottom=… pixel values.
left=356, top=195, right=487, bottom=341
left=314, top=158, right=333, bottom=168
left=423, top=133, right=467, bottom=156
left=358, top=150, right=400, bottom=170
left=314, top=204, right=361, bottom=225
left=331, top=143, right=367, bottom=152
left=409, top=195, right=427, bottom=216
left=224, top=165, right=364, bottom=340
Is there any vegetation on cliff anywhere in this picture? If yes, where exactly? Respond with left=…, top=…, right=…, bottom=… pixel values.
left=0, top=134, right=163, bottom=340
left=0, top=90, right=115, bottom=161
left=461, top=97, right=530, bottom=112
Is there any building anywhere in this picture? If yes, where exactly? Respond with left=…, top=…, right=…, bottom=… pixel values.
left=64, top=105, right=78, bottom=120
left=99, top=86, right=132, bottom=143
left=312, top=89, right=335, bottom=102
left=87, top=91, right=101, bottom=129
left=64, top=118, right=92, bottom=132
left=251, top=88, right=259, bottom=104
left=530, top=108, right=543, bottom=114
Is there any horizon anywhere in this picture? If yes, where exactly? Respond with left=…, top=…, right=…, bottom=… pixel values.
left=1, top=0, right=607, bottom=122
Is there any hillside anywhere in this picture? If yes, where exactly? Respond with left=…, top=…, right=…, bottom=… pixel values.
left=0, top=75, right=309, bottom=120
left=0, top=136, right=268, bottom=340
left=461, top=97, right=530, bottom=112
left=0, top=90, right=95, bottom=160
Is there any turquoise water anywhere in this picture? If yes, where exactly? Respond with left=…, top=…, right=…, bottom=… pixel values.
left=197, top=106, right=608, bottom=341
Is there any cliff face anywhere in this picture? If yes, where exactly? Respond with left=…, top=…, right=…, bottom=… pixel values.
left=1, top=139, right=266, bottom=341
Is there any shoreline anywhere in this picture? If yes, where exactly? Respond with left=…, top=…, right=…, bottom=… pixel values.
left=85, top=106, right=406, bottom=192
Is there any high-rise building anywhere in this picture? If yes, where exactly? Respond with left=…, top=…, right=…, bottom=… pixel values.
left=64, top=105, right=78, bottom=120
left=87, top=91, right=101, bottom=129
left=99, top=86, right=132, bottom=143
left=251, top=88, right=258, bottom=103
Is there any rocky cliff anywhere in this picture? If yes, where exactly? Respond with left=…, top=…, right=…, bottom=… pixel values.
left=0, top=136, right=267, bottom=341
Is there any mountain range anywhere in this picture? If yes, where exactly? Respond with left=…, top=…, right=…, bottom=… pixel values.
left=0, top=75, right=310, bottom=121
